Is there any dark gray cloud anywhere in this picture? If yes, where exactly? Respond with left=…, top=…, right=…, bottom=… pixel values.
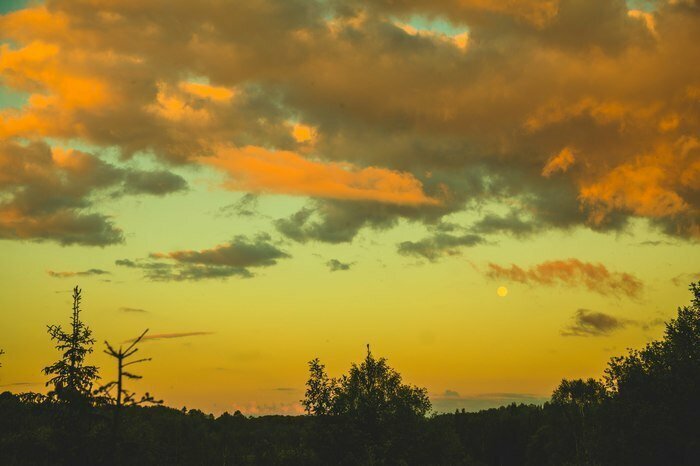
left=398, top=231, right=485, bottom=261
left=117, top=234, right=290, bottom=281
left=470, top=211, right=539, bottom=238
left=219, top=193, right=260, bottom=217
left=561, top=309, right=632, bottom=337
left=119, top=307, right=149, bottom=314
left=274, top=200, right=436, bottom=244
left=327, top=258, right=353, bottom=271
left=47, top=268, right=111, bottom=278
left=122, top=170, right=188, bottom=196
left=0, top=140, right=186, bottom=246
left=636, top=240, right=677, bottom=247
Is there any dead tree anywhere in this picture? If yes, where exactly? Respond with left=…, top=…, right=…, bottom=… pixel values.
left=96, top=329, right=160, bottom=463
left=98, top=329, right=161, bottom=410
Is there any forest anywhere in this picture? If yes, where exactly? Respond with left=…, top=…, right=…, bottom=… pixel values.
left=1, top=283, right=699, bottom=465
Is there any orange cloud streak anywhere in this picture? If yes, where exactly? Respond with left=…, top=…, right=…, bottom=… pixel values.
left=486, top=258, right=643, bottom=298
left=542, top=147, right=575, bottom=178
left=203, top=145, right=439, bottom=206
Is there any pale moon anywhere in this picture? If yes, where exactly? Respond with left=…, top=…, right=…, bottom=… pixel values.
left=497, top=286, right=508, bottom=297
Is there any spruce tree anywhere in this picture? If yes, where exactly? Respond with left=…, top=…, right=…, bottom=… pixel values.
left=43, top=286, right=99, bottom=403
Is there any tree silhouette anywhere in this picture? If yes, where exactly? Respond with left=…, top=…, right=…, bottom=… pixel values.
left=304, top=345, right=431, bottom=420
left=551, top=378, right=606, bottom=462
left=43, top=286, right=99, bottom=404
left=302, top=358, right=335, bottom=416
left=97, top=329, right=161, bottom=411
left=334, top=344, right=431, bottom=419
left=303, top=345, right=432, bottom=462
left=598, top=281, right=700, bottom=464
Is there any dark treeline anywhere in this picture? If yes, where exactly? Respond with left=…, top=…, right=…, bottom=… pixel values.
left=1, top=284, right=700, bottom=465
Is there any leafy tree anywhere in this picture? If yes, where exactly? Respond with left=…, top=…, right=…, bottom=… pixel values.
left=332, top=344, right=431, bottom=420
left=550, top=378, right=606, bottom=463
left=302, top=358, right=335, bottom=416
left=43, top=286, right=99, bottom=403
left=303, top=345, right=431, bottom=420
left=600, top=282, right=700, bottom=464
left=303, top=345, right=431, bottom=463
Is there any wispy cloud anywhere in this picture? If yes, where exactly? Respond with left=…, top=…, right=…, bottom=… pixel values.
left=218, top=193, right=260, bottom=218
left=0, top=381, right=39, bottom=388
left=117, top=234, right=290, bottom=281
left=119, top=307, right=149, bottom=314
left=327, top=259, right=353, bottom=272
left=398, top=224, right=485, bottom=261
left=561, top=309, right=633, bottom=337
left=485, top=259, right=643, bottom=298
left=128, top=332, right=214, bottom=342
left=561, top=309, right=665, bottom=337
left=672, top=272, right=700, bottom=287
left=47, top=268, right=110, bottom=278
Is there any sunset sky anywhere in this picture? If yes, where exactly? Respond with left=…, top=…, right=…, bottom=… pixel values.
left=0, top=0, right=698, bottom=415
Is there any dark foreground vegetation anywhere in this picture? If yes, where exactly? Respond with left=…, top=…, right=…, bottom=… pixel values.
left=1, top=284, right=700, bottom=465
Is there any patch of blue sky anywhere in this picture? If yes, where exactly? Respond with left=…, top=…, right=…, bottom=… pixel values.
left=626, top=0, right=659, bottom=12
left=395, top=14, right=468, bottom=36
left=0, top=87, right=28, bottom=109
left=0, top=0, right=28, bottom=14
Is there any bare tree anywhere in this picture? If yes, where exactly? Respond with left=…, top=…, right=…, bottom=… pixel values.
left=97, top=329, right=161, bottom=411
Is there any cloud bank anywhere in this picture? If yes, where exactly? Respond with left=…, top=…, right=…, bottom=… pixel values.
left=0, top=0, right=697, bottom=245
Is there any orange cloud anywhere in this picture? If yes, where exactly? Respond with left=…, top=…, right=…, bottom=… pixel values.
left=486, top=258, right=643, bottom=298
left=578, top=141, right=698, bottom=229
left=0, top=7, right=70, bottom=43
left=0, top=41, right=112, bottom=110
left=0, top=40, right=116, bottom=140
left=542, top=147, right=575, bottom=177
left=525, top=98, right=660, bottom=132
left=147, top=82, right=212, bottom=123
left=292, top=123, right=316, bottom=143
left=203, top=146, right=439, bottom=206
left=0, top=1, right=698, bottom=242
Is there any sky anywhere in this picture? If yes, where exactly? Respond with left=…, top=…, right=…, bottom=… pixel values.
left=0, top=0, right=698, bottom=415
